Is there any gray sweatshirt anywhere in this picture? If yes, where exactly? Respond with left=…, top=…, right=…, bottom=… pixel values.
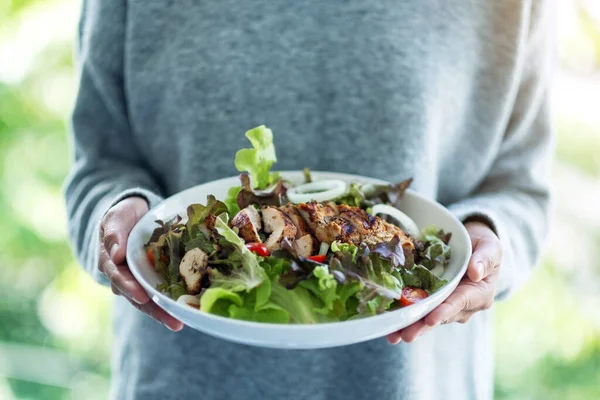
left=65, top=1, right=554, bottom=399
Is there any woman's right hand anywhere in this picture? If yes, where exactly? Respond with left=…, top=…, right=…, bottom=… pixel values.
left=99, top=196, right=184, bottom=331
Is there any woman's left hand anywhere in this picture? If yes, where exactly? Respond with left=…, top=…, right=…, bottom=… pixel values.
left=387, top=221, right=502, bottom=344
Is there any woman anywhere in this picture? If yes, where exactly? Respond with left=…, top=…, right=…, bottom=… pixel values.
left=65, top=1, right=554, bottom=399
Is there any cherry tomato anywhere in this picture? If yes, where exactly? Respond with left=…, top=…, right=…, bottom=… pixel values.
left=146, top=248, right=155, bottom=265
left=399, top=287, right=429, bottom=307
left=308, top=254, right=326, bottom=263
left=245, top=242, right=270, bottom=257
left=147, top=248, right=169, bottom=265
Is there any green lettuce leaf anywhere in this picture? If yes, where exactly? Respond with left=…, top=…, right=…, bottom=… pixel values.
left=184, top=231, right=214, bottom=254
left=145, top=215, right=182, bottom=246
left=331, top=249, right=403, bottom=301
left=421, top=226, right=452, bottom=244
left=303, top=167, right=312, bottom=183
left=330, top=241, right=358, bottom=261
left=211, top=216, right=266, bottom=292
left=200, top=288, right=243, bottom=317
left=361, top=293, right=395, bottom=315
left=186, top=195, right=227, bottom=237
left=157, top=282, right=188, bottom=299
left=254, top=274, right=271, bottom=310
left=260, top=256, right=289, bottom=280
left=269, top=283, right=336, bottom=324
left=334, top=178, right=413, bottom=209
left=224, top=186, right=242, bottom=217
left=227, top=278, right=290, bottom=323
left=234, top=125, right=277, bottom=190
left=331, top=281, right=362, bottom=319
left=329, top=245, right=405, bottom=316
left=201, top=277, right=289, bottom=323
left=363, top=178, right=413, bottom=208
left=416, top=226, right=452, bottom=270
left=335, top=182, right=366, bottom=207
left=183, top=195, right=226, bottom=255
left=399, top=264, right=447, bottom=293
left=228, top=302, right=289, bottom=323
left=165, top=230, right=184, bottom=282
left=299, top=265, right=338, bottom=311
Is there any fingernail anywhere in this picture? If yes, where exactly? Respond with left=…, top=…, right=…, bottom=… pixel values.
left=165, top=324, right=180, bottom=332
left=109, top=244, right=119, bottom=260
left=475, top=261, right=484, bottom=277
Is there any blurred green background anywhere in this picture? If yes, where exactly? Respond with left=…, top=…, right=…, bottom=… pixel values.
left=1, top=0, right=599, bottom=399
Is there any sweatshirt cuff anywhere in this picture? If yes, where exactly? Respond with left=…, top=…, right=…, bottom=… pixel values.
left=447, top=200, right=514, bottom=301
left=107, top=187, right=164, bottom=212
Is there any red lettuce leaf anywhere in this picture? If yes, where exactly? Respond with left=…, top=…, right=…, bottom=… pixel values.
left=236, top=173, right=287, bottom=209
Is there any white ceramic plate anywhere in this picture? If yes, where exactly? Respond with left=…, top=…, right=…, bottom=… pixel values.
left=126, top=171, right=471, bottom=349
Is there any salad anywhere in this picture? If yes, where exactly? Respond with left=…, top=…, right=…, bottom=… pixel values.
left=145, top=125, right=452, bottom=323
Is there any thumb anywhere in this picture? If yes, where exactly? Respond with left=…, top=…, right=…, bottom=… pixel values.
left=465, top=223, right=502, bottom=282
left=101, top=196, right=149, bottom=265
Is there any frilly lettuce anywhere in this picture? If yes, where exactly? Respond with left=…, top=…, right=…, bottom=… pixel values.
left=330, top=240, right=358, bottom=261
left=234, top=125, right=278, bottom=190
left=200, top=288, right=243, bottom=317
left=299, top=265, right=338, bottom=312
left=224, top=186, right=242, bottom=217
left=202, top=218, right=289, bottom=323
left=186, top=195, right=227, bottom=237
left=416, top=226, right=452, bottom=271
left=211, top=215, right=266, bottom=292
left=398, top=264, right=447, bottom=293
left=335, top=178, right=413, bottom=208
left=236, top=172, right=287, bottom=210
left=269, top=283, right=337, bottom=324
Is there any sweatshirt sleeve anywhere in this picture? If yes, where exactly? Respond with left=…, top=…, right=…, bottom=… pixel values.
left=64, top=0, right=164, bottom=286
left=448, top=2, right=555, bottom=300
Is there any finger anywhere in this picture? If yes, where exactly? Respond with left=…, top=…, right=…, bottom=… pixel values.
left=424, top=287, right=473, bottom=326
left=467, top=234, right=502, bottom=282
left=111, top=283, right=120, bottom=295
left=451, top=311, right=474, bottom=324
left=105, top=265, right=150, bottom=305
left=101, top=245, right=150, bottom=305
left=101, top=197, right=148, bottom=265
left=98, top=241, right=110, bottom=274
left=399, top=320, right=433, bottom=343
left=126, top=296, right=184, bottom=332
left=386, top=331, right=402, bottom=345
left=424, top=275, right=497, bottom=326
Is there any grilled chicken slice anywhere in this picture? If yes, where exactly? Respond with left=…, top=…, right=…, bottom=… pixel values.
left=315, top=217, right=360, bottom=244
left=179, top=248, right=208, bottom=295
left=296, top=202, right=414, bottom=251
left=198, top=214, right=217, bottom=239
left=297, top=201, right=347, bottom=244
left=336, top=204, right=413, bottom=250
left=279, top=203, right=311, bottom=238
left=296, top=201, right=338, bottom=232
left=261, top=206, right=297, bottom=251
left=321, top=201, right=340, bottom=217
left=293, top=234, right=317, bottom=257
left=230, top=206, right=262, bottom=243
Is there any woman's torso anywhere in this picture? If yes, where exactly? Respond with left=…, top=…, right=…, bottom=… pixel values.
left=109, top=1, right=530, bottom=398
